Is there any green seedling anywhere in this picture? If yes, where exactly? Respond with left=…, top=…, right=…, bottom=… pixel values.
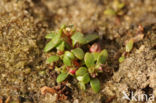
left=113, top=0, right=125, bottom=10
left=85, top=50, right=108, bottom=75
left=104, top=8, right=116, bottom=16
left=125, top=39, right=134, bottom=52
left=119, top=55, right=125, bottom=63
left=104, top=0, right=125, bottom=16
left=44, top=25, right=109, bottom=93
left=119, top=39, right=134, bottom=64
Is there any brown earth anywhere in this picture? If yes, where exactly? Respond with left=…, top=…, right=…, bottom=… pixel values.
left=0, top=0, right=156, bottom=103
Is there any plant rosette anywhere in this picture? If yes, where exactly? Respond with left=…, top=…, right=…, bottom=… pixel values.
left=44, top=25, right=109, bottom=93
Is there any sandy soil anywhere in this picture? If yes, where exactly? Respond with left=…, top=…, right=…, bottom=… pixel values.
left=0, top=0, right=156, bottom=103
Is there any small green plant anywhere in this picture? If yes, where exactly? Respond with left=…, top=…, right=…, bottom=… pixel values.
left=125, top=39, right=134, bottom=52
left=118, top=39, right=134, bottom=63
left=44, top=25, right=108, bottom=93
left=119, top=55, right=125, bottom=63
left=104, top=0, right=125, bottom=16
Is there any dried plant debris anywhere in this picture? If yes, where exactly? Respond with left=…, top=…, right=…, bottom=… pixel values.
left=0, top=98, right=2, bottom=103
left=41, top=84, right=72, bottom=101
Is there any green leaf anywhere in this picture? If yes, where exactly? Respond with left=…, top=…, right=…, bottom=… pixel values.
left=71, top=48, right=84, bottom=60
left=125, top=39, right=134, bottom=52
left=119, top=56, right=125, bottom=63
left=77, top=76, right=83, bottom=81
left=64, top=51, right=75, bottom=60
left=104, top=8, right=116, bottom=16
left=90, top=78, right=100, bottom=93
left=56, top=41, right=65, bottom=51
left=84, top=53, right=95, bottom=68
left=71, top=32, right=85, bottom=46
left=57, top=72, right=68, bottom=83
left=71, top=32, right=99, bottom=46
left=45, top=31, right=56, bottom=39
left=63, top=51, right=75, bottom=66
left=46, top=55, right=59, bottom=63
left=114, top=0, right=125, bottom=10
left=44, top=32, right=61, bottom=52
left=76, top=67, right=87, bottom=76
left=92, top=52, right=99, bottom=61
left=44, top=40, right=54, bottom=52
left=97, top=49, right=108, bottom=64
left=77, top=73, right=90, bottom=84
left=60, top=24, right=66, bottom=29
left=82, top=73, right=90, bottom=84
left=63, top=56, right=72, bottom=66
left=117, top=3, right=125, bottom=10
left=78, top=82, right=86, bottom=91
left=83, top=34, right=99, bottom=44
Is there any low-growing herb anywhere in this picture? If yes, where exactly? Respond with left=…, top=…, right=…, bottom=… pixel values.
left=119, top=39, right=134, bottom=64
left=44, top=25, right=109, bottom=93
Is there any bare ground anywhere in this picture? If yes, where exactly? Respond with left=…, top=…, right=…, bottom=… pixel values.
left=0, top=0, right=156, bottom=103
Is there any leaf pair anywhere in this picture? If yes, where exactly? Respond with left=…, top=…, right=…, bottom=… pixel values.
left=76, top=67, right=90, bottom=91
left=44, top=31, right=62, bottom=52
left=44, top=25, right=66, bottom=52
left=76, top=67, right=90, bottom=84
left=76, top=67, right=100, bottom=93
left=84, top=49, right=108, bottom=73
left=63, top=51, right=75, bottom=66
left=71, top=48, right=84, bottom=60
left=71, top=32, right=99, bottom=46
left=63, top=48, right=85, bottom=66
left=44, top=30, right=99, bottom=52
left=97, top=49, right=108, bottom=65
